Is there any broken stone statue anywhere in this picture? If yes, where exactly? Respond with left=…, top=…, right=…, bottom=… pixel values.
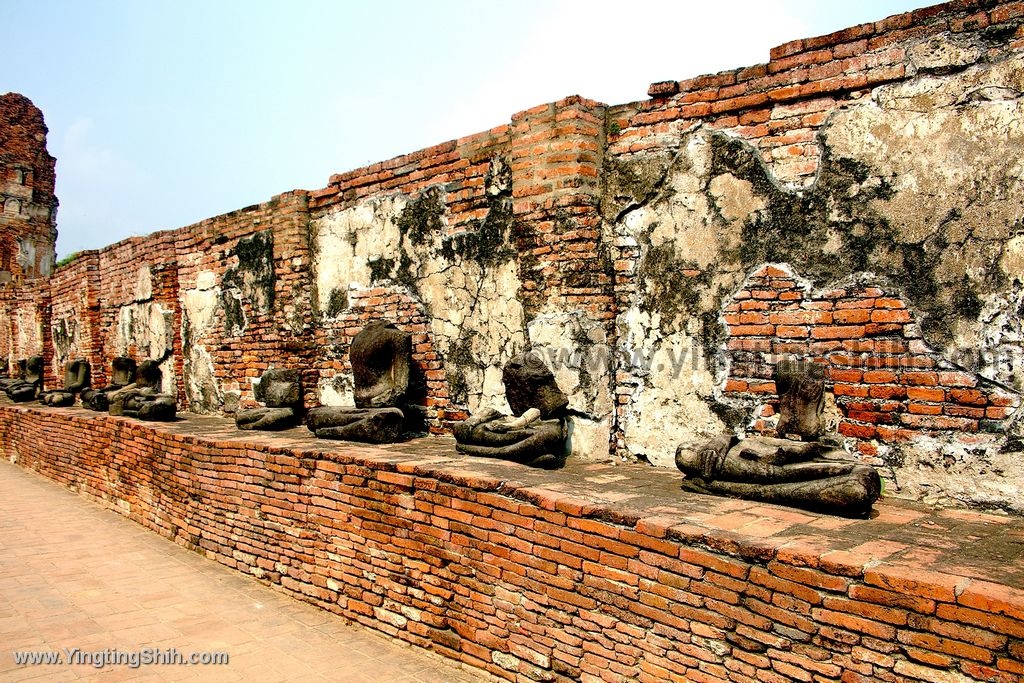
left=677, top=360, right=881, bottom=517
left=4, top=355, right=44, bottom=402
left=305, top=320, right=412, bottom=443
left=108, top=360, right=177, bottom=421
left=81, top=357, right=137, bottom=411
left=39, top=358, right=91, bottom=407
left=0, top=359, right=22, bottom=393
left=236, top=368, right=303, bottom=430
left=455, top=352, right=568, bottom=469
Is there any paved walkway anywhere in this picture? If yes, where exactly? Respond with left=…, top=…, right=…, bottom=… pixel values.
left=0, top=460, right=489, bottom=682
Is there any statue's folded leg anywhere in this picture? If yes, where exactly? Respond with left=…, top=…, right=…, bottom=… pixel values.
left=42, top=391, right=75, bottom=407
left=9, top=385, right=38, bottom=402
left=236, top=407, right=299, bottom=431
left=137, top=397, right=177, bottom=421
left=455, top=421, right=566, bottom=469
left=700, top=466, right=881, bottom=518
left=308, top=407, right=405, bottom=444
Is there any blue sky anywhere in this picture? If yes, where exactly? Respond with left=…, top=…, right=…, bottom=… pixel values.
left=4, top=0, right=925, bottom=257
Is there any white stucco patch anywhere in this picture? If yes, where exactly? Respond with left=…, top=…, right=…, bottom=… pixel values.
left=528, top=311, right=615, bottom=460
left=181, top=274, right=223, bottom=412
left=313, top=195, right=407, bottom=314
left=616, top=306, right=725, bottom=468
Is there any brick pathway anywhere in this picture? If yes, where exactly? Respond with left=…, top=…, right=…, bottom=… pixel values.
left=0, top=459, right=490, bottom=682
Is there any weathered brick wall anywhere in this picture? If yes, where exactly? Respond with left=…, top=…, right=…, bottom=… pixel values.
left=47, top=251, right=101, bottom=385
left=0, top=93, right=57, bottom=282
left=599, top=0, right=1024, bottom=512
left=4, top=405, right=1024, bottom=683
left=0, top=278, right=50, bottom=381
left=0, top=1, right=1022, bottom=506
left=615, top=0, right=1023, bottom=183
left=508, top=97, right=612, bottom=325
left=174, top=191, right=314, bottom=413
left=723, top=265, right=1020, bottom=458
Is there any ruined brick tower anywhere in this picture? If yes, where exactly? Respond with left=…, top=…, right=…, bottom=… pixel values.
left=0, top=93, right=57, bottom=282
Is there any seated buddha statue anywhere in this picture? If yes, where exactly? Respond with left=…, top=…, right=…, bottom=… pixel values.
left=454, top=352, right=568, bottom=469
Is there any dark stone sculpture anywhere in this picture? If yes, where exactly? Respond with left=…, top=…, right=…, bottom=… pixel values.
left=108, top=360, right=177, bottom=421
left=306, top=320, right=413, bottom=443
left=81, top=357, right=137, bottom=411
left=0, top=360, right=20, bottom=392
left=676, top=435, right=881, bottom=518
left=775, top=359, right=825, bottom=439
left=306, top=406, right=406, bottom=443
left=236, top=369, right=303, bottom=431
left=678, top=360, right=881, bottom=517
left=39, top=359, right=91, bottom=407
left=5, top=355, right=44, bottom=402
left=455, top=352, right=568, bottom=469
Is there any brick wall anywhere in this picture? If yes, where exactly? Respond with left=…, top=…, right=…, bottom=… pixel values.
left=0, top=93, right=57, bottom=282
left=47, top=251, right=101, bottom=384
left=173, top=191, right=314, bottom=411
left=0, top=0, right=1021, bottom=468
left=612, top=0, right=1024, bottom=184
left=508, top=97, right=613, bottom=326
left=0, top=278, right=50, bottom=382
left=4, top=405, right=1024, bottom=683
left=723, top=265, right=1020, bottom=458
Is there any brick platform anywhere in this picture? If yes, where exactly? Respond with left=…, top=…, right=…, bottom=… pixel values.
left=3, top=402, right=1023, bottom=682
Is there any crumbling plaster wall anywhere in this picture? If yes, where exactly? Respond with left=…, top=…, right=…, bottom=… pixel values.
left=4, top=1, right=1024, bottom=513
left=605, top=43, right=1024, bottom=510
left=310, top=165, right=529, bottom=417
left=309, top=146, right=616, bottom=453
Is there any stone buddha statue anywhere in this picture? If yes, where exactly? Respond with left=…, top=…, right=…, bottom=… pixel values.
left=108, top=360, right=177, bottom=421
left=305, top=320, right=412, bottom=443
left=235, top=368, right=303, bottom=430
left=81, top=357, right=137, bottom=411
left=39, top=358, right=91, bottom=407
left=5, top=355, right=44, bottom=402
left=454, top=352, right=568, bottom=469
left=678, top=360, right=881, bottom=517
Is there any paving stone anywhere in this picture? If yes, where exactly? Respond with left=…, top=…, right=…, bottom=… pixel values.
left=0, top=460, right=491, bottom=682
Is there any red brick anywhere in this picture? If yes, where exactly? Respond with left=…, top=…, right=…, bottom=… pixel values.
left=957, top=580, right=1024, bottom=622
left=838, top=422, right=877, bottom=439
left=833, top=310, right=871, bottom=324
left=950, top=388, right=986, bottom=406
left=812, top=326, right=867, bottom=340
left=834, top=384, right=870, bottom=398
left=898, top=630, right=995, bottom=663
left=862, top=370, right=897, bottom=384
left=812, top=608, right=897, bottom=640
left=938, top=371, right=977, bottom=387
left=908, top=614, right=1009, bottom=651
left=863, top=566, right=965, bottom=603
left=906, top=387, right=945, bottom=402
left=868, top=385, right=905, bottom=400
left=777, top=325, right=809, bottom=338
left=871, top=308, right=912, bottom=323
left=828, top=368, right=864, bottom=383
left=769, top=561, right=849, bottom=593
left=848, top=584, right=935, bottom=615
left=900, top=371, right=938, bottom=386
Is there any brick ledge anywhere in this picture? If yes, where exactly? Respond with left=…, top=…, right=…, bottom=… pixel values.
left=3, top=403, right=1023, bottom=681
